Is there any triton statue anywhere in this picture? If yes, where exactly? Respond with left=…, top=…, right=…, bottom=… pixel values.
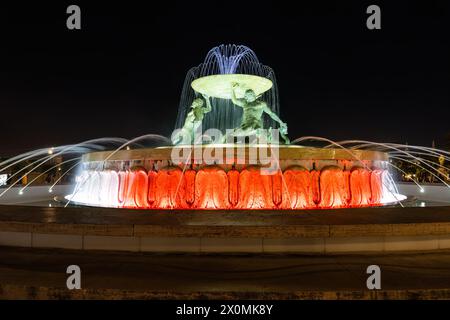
left=172, top=95, right=212, bottom=145
left=225, top=82, right=290, bottom=144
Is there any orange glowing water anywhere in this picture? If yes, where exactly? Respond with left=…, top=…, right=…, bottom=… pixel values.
left=107, top=166, right=389, bottom=210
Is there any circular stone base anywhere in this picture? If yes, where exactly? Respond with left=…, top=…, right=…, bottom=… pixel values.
left=1, top=204, right=449, bottom=253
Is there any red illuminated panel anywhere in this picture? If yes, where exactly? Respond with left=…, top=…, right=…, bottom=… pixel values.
left=319, top=167, right=349, bottom=208
left=310, top=170, right=320, bottom=205
left=153, top=167, right=186, bottom=209
left=184, top=169, right=196, bottom=206
left=227, top=169, right=239, bottom=208
left=271, top=171, right=283, bottom=207
left=147, top=170, right=157, bottom=207
left=343, top=170, right=351, bottom=204
left=349, top=168, right=372, bottom=206
left=281, top=167, right=315, bottom=209
left=194, top=166, right=229, bottom=209
left=134, top=168, right=149, bottom=209
left=238, top=166, right=274, bottom=209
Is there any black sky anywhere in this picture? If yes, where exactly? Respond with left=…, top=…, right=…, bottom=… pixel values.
left=0, top=1, right=449, bottom=156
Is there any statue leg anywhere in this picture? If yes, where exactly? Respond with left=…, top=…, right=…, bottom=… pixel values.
left=266, top=127, right=273, bottom=143
left=222, top=128, right=251, bottom=144
left=281, top=132, right=290, bottom=145
left=171, top=132, right=183, bottom=145
left=172, top=128, right=194, bottom=145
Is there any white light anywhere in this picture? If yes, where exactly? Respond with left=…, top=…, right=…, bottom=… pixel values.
left=420, top=188, right=425, bottom=193
left=49, top=189, right=53, bottom=193
left=48, top=147, right=54, bottom=155
left=0, top=174, right=7, bottom=187
left=48, top=203, right=52, bottom=207
left=420, top=202, right=426, bottom=207
left=18, top=190, right=23, bottom=195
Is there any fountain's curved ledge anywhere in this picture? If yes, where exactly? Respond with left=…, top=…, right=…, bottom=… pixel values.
left=81, top=145, right=389, bottom=162
left=68, top=145, right=405, bottom=210
left=1, top=202, right=450, bottom=254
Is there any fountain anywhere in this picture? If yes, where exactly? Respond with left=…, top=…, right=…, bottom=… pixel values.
left=4, top=45, right=450, bottom=259
left=62, top=44, right=405, bottom=210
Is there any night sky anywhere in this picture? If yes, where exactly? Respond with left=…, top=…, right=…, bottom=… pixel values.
left=0, top=1, right=449, bottom=156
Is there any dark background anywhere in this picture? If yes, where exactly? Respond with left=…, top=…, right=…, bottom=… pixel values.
left=0, top=0, right=448, bottom=156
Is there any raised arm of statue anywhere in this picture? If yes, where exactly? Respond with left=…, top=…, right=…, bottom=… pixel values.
left=202, top=94, right=212, bottom=113
left=230, top=83, right=245, bottom=107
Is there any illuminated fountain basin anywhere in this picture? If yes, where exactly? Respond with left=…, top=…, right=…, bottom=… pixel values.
left=67, top=145, right=405, bottom=210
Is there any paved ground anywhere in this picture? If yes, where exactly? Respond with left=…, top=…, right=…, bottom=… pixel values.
left=1, top=246, right=450, bottom=299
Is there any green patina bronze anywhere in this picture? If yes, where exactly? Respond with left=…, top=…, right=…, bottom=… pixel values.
left=226, top=82, right=289, bottom=144
left=174, top=74, right=289, bottom=145
left=171, top=95, right=212, bottom=145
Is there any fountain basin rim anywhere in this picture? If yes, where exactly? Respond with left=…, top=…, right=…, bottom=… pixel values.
left=82, top=146, right=389, bottom=162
